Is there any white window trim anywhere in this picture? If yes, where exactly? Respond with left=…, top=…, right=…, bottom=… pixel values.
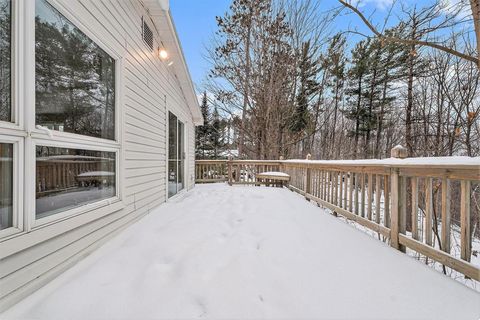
left=30, top=139, right=122, bottom=229
left=165, top=102, right=188, bottom=201
left=0, top=0, right=23, bottom=130
left=0, top=135, right=24, bottom=239
left=0, top=0, right=25, bottom=240
left=0, top=0, right=126, bottom=238
left=27, top=0, right=125, bottom=228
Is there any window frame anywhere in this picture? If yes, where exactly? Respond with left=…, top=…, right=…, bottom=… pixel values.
left=0, top=134, right=23, bottom=239
left=166, top=107, right=188, bottom=200
left=23, top=0, right=125, bottom=230
left=0, top=0, right=25, bottom=240
left=0, top=0, right=128, bottom=242
left=0, top=0, right=24, bottom=132
left=30, top=139, right=121, bottom=228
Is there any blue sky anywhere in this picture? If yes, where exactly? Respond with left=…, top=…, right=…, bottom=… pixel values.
left=170, top=0, right=231, bottom=89
left=169, top=0, right=439, bottom=90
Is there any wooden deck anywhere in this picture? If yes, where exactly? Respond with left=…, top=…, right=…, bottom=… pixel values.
left=195, top=152, right=480, bottom=282
left=2, top=183, right=479, bottom=319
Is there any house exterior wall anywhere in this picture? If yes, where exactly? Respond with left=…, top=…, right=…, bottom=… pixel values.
left=0, top=0, right=198, bottom=311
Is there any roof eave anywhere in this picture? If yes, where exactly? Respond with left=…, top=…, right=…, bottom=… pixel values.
left=144, top=1, right=204, bottom=126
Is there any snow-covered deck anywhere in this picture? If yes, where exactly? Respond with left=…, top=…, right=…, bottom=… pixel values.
left=2, top=184, right=479, bottom=319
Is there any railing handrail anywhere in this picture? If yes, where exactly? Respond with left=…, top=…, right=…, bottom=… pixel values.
left=283, top=157, right=480, bottom=169
left=196, top=157, right=479, bottom=168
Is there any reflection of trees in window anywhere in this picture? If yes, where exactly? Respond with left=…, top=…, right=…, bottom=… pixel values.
left=35, top=145, right=116, bottom=218
left=35, top=0, right=115, bottom=140
left=0, top=143, right=12, bottom=230
left=0, top=0, right=11, bottom=122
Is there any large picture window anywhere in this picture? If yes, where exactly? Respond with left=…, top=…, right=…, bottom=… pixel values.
left=0, top=0, right=121, bottom=236
left=0, top=0, right=11, bottom=122
left=0, top=143, right=12, bottom=230
left=35, top=0, right=115, bottom=140
left=36, top=146, right=116, bottom=219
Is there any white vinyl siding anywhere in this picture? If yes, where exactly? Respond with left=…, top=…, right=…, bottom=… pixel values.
left=0, top=0, right=197, bottom=311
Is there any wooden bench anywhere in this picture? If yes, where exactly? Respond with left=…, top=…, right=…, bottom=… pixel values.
left=256, top=171, right=290, bottom=187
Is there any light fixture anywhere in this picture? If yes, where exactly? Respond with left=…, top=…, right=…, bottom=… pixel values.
left=167, top=61, right=174, bottom=67
left=159, top=48, right=168, bottom=60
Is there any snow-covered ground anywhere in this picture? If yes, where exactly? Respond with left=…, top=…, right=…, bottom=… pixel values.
left=2, top=184, right=479, bottom=319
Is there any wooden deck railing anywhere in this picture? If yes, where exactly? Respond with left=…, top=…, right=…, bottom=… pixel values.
left=195, top=146, right=480, bottom=282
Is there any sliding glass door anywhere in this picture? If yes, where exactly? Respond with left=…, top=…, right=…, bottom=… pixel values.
left=168, top=112, right=185, bottom=198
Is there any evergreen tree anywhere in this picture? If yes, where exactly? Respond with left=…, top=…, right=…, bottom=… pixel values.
left=322, top=34, right=347, bottom=158
left=211, top=106, right=224, bottom=158
left=195, top=92, right=213, bottom=159
left=344, top=39, right=372, bottom=159
left=289, top=41, right=319, bottom=135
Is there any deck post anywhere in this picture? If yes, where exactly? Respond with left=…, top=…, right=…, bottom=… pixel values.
left=305, top=154, right=312, bottom=198
left=390, top=145, right=407, bottom=252
left=227, top=156, right=233, bottom=186
left=279, top=155, right=285, bottom=174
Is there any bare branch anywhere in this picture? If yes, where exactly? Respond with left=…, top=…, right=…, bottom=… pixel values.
left=337, top=0, right=479, bottom=66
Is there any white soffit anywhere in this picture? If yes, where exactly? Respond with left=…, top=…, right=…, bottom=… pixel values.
left=143, top=0, right=203, bottom=126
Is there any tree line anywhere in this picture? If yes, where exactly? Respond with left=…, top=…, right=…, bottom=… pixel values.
left=202, top=0, right=479, bottom=160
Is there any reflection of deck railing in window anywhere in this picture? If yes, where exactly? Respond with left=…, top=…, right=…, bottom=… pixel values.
left=36, top=156, right=115, bottom=196
left=195, top=148, right=480, bottom=283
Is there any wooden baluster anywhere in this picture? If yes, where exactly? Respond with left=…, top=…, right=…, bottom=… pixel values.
left=391, top=168, right=407, bottom=252
left=367, top=173, right=373, bottom=220
left=228, top=161, right=232, bottom=186
left=323, top=170, right=328, bottom=200
left=354, top=173, right=359, bottom=215
left=305, top=166, right=311, bottom=197
left=460, top=180, right=471, bottom=262
left=375, top=175, right=381, bottom=224
left=441, top=178, right=451, bottom=253
left=339, top=172, right=343, bottom=208
left=333, top=171, right=338, bottom=205
left=411, top=177, right=419, bottom=240
left=425, top=178, right=433, bottom=246
left=384, top=175, right=390, bottom=228
left=318, top=170, right=322, bottom=198
left=343, top=171, right=348, bottom=209
left=360, top=173, right=366, bottom=218
left=319, top=170, right=324, bottom=199
left=349, top=172, right=353, bottom=212
left=328, top=171, right=333, bottom=203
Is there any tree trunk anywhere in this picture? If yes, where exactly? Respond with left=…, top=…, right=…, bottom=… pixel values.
left=470, top=0, right=480, bottom=68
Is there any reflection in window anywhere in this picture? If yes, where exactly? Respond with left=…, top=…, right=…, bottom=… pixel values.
left=0, top=143, right=12, bottom=230
left=168, top=112, right=184, bottom=197
left=36, top=146, right=116, bottom=218
left=0, top=0, right=11, bottom=122
left=35, top=0, right=115, bottom=140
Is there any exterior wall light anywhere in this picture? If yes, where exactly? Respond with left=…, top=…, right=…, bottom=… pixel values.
left=159, top=48, right=168, bottom=60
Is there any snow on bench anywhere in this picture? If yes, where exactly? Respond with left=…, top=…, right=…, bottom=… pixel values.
left=256, top=171, right=290, bottom=180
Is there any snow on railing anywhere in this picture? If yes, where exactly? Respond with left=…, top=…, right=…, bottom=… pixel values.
left=195, top=146, right=480, bottom=283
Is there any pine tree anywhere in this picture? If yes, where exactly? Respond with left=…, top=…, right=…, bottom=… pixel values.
left=211, top=106, right=224, bottom=158
left=195, top=92, right=213, bottom=159
left=344, top=39, right=372, bottom=159
left=289, top=41, right=319, bottom=136
left=322, top=34, right=347, bottom=158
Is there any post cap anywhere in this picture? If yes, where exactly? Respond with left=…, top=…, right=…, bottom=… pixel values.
left=391, top=145, right=408, bottom=159
left=306, top=154, right=312, bottom=160
left=279, top=156, right=284, bottom=160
